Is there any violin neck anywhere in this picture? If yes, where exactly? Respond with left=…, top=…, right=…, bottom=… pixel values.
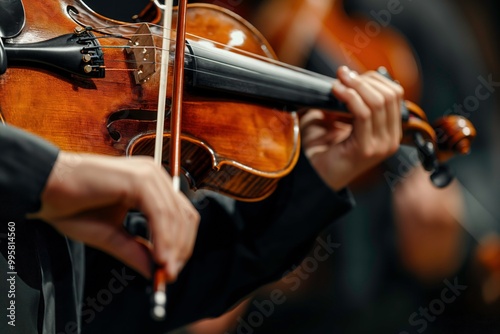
left=185, top=40, right=345, bottom=111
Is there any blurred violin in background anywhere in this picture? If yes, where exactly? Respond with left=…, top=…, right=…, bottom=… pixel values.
left=252, top=0, right=422, bottom=102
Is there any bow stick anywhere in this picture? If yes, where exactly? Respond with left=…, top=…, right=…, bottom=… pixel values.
left=151, top=0, right=189, bottom=321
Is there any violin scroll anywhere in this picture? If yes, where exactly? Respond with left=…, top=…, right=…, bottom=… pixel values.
left=433, top=115, right=476, bottom=158
left=378, top=67, right=475, bottom=188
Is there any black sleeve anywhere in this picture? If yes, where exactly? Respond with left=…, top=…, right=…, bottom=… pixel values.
left=0, top=125, right=63, bottom=334
left=165, top=151, right=354, bottom=327
left=0, top=125, right=59, bottom=221
left=82, top=150, right=354, bottom=333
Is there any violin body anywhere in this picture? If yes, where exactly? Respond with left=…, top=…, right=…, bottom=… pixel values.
left=0, top=1, right=299, bottom=201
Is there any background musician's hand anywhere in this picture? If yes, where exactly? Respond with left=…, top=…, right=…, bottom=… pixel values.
left=301, top=66, right=402, bottom=191
left=29, top=152, right=200, bottom=281
left=393, top=165, right=464, bottom=281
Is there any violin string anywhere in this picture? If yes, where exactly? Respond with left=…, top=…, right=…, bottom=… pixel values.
left=82, top=25, right=334, bottom=101
left=182, top=67, right=329, bottom=101
left=100, top=56, right=330, bottom=103
left=86, top=23, right=332, bottom=80
left=89, top=22, right=273, bottom=63
left=98, top=44, right=328, bottom=101
left=97, top=59, right=328, bottom=103
left=101, top=68, right=137, bottom=71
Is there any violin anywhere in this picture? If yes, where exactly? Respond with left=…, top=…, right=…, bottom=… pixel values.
left=0, top=1, right=474, bottom=199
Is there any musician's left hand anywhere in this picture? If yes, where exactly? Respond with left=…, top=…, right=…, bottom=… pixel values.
left=301, top=66, right=403, bottom=191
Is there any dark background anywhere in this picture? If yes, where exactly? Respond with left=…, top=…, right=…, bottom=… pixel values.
left=81, top=1, right=500, bottom=333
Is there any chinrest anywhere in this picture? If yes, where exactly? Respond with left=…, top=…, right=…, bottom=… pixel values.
left=0, top=0, right=25, bottom=38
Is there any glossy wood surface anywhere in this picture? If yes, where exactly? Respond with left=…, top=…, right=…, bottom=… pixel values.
left=0, top=1, right=299, bottom=200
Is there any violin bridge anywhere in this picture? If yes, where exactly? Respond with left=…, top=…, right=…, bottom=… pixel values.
left=127, top=24, right=156, bottom=84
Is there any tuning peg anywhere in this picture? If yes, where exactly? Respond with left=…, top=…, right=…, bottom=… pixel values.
left=413, top=132, right=455, bottom=188
left=430, top=164, right=454, bottom=188
left=413, top=132, right=437, bottom=171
